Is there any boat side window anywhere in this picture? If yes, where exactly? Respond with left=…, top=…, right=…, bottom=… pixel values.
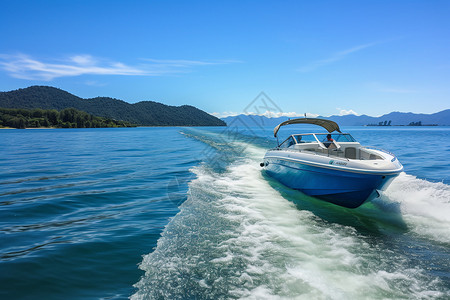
left=316, top=133, right=357, bottom=142
left=279, top=136, right=296, bottom=148
left=337, top=134, right=356, bottom=142
left=297, top=134, right=317, bottom=143
left=318, top=133, right=336, bottom=142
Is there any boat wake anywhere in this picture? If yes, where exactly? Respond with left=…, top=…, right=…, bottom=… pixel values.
left=383, top=173, right=450, bottom=244
left=133, top=129, right=450, bottom=299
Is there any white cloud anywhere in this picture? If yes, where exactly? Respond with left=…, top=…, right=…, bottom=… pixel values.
left=336, top=108, right=359, bottom=116
left=304, top=112, right=320, bottom=118
left=211, top=111, right=318, bottom=118
left=0, top=54, right=148, bottom=80
left=70, top=55, right=97, bottom=66
left=138, top=58, right=242, bottom=75
left=297, top=41, right=381, bottom=72
left=210, top=111, right=242, bottom=118
left=260, top=111, right=318, bottom=118
left=264, top=111, right=298, bottom=118
left=0, top=54, right=240, bottom=81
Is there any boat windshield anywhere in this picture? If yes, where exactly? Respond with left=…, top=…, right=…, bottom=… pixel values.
left=293, top=134, right=317, bottom=143
left=279, top=136, right=297, bottom=148
left=279, top=133, right=357, bottom=148
left=292, top=133, right=357, bottom=144
left=314, top=133, right=357, bottom=142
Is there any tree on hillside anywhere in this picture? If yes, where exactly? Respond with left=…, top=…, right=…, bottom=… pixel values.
left=0, top=107, right=135, bottom=128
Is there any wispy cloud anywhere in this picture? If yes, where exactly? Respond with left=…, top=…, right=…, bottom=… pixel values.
left=139, top=58, right=242, bottom=75
left=0, top=54, right=148, bottom=80
left=142, top=58, right=242, bottom=66
left=297, top=41, right=381, bottom=72
left=0, top=54, right=240, bottom=81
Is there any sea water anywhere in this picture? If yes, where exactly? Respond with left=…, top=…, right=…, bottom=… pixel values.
left=0, top=126, right=449, bottom=299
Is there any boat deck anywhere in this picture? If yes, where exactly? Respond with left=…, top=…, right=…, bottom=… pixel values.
left=276, top=141, right=385, bottom=161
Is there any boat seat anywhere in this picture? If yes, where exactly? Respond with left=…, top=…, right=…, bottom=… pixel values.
left=345, top=147, right=356, bottom=159
left=325, top=142, right=337, bottom=150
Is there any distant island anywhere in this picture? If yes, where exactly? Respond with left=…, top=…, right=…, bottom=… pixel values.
left=0, top=86, right=226, bottom=127
left=366, top=120, right=437, bottom=127
left=222, top=109, right=450, bottom=127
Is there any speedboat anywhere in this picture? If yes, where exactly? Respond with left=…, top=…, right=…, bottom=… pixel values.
left=260, top=118, right=403, bottom=208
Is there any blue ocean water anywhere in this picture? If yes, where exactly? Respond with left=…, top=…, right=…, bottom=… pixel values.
left=1, top=126, right=449, bottom=299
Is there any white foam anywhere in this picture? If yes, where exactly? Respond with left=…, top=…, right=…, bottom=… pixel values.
left=133, top=136, right=449, bottom=299
left=385, top=172, right=450, bottom=244
left=195, top=159, right=444, bottom=298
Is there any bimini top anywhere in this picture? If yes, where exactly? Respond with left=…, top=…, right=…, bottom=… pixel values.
left=274, top=118, right=342, bottom=137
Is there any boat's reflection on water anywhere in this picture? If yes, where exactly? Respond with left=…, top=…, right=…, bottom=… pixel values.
left=263, top=171, right=408, bottom=236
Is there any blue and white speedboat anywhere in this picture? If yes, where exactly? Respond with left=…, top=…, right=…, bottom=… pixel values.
left=261, top=118, right=403, bottom=208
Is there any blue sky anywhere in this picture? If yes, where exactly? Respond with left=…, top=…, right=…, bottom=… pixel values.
left=1, top=0, right=449, bottom=118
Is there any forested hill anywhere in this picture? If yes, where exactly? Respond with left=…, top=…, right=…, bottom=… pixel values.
left=0, top=86, right=226, bottom=126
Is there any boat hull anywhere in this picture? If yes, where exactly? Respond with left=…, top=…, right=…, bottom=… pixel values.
left=263, top=154, right=401, bottom=208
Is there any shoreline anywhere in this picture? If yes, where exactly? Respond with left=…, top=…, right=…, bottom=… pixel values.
left=2, top=125, right=448, bottom=130
left=0, top=125, right=228, bottom=130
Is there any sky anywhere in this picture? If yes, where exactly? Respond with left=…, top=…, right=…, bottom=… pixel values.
left=1, top=0, right=449, bottom=118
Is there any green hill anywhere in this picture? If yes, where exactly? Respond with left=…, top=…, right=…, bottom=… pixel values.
left=0, top=86, right=226, bottom=126
left=0, top=107, right=136, bottom=129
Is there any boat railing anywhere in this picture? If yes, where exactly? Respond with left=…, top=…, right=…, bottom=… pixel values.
left=363, top=146, right=396, bottom=158
left=272, top=147, right=350, bottom=161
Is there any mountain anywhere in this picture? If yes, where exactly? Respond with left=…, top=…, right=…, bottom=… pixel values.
left=325, top=110, right=450, bottom=126
left=222, top=109, right=450, bottom=127
left=0, top=86, right=226, bottom=126
left=222, top=115, right=287, bottom=128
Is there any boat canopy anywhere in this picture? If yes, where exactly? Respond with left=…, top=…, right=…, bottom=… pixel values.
left=273, top=118, right=342, bottom=137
